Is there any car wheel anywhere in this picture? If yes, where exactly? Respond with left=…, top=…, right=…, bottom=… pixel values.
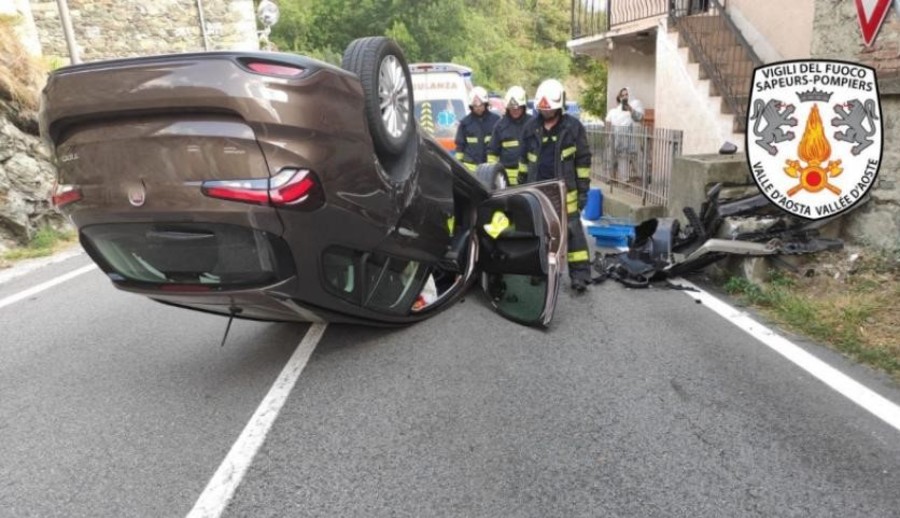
left=475, top=163, right=508, bottom=191
left=342, top=37, right=414, bottom=157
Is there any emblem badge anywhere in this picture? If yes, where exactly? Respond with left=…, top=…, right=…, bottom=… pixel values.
left=128, top=182, right=146, bottom=207
left=747, top=60, right=881, bottom=220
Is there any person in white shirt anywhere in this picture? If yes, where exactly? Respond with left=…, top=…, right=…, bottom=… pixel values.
left=605, top=87, right=645, bottom=184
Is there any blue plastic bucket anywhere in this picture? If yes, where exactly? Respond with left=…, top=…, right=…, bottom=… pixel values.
left=582, top=188, right=603, bottom=220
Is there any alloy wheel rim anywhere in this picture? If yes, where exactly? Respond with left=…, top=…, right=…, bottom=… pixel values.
left=378, top=55, right=409, bottom=138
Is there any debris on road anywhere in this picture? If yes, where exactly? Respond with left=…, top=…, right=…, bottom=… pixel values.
left=591, top=184, right=845, bottom=288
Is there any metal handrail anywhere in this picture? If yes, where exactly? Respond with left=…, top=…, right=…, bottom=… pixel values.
left=586, top=125, right=683, bottom=207
left=669, top=0, right=763, bottom=133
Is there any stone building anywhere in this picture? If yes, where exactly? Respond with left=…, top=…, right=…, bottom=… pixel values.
left=28, top=0, right=258, bottom=63
left=568, top=0, right=899, bottom=250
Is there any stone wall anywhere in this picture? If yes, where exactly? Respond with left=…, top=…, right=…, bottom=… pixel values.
left=811, top=1, right=900, bottom=251
left=30, top=0, right=258, bottom=63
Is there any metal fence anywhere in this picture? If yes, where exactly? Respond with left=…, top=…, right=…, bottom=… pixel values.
left=586, top=126, right=683, bottom=207
left=669, top=0, right=763, bottom=132
left=571, top=0, right=669, bottom=39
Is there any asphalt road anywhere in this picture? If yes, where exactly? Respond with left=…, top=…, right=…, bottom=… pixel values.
left=1, top=251, right=899, bottom=517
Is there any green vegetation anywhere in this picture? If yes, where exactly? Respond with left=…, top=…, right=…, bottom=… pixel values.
left=724, top=253, right=900, bottom=379
left=1, top=226, right=76, bottom=264
left=0, top=14, right=43, bottom=112
left=266, top=0, right=607, bottom=114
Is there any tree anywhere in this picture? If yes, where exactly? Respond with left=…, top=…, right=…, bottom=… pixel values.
left=574, top=55, right=608, bottom=118
left=266, top=0, right=602, bottom=100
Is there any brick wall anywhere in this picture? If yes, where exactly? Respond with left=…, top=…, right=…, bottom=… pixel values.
left=30, top=0, right=258, bottom=63
left=811, top=0, right=900, bottom=250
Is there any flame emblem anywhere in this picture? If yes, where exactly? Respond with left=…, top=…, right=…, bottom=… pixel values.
left=783, top=104, right=843, bottom=196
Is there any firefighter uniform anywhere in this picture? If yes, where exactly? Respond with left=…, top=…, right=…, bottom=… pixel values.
left=520, top=80, right=593, bottom=290
left=454, top=86, right=499, bottom=173
left=454, top=110, right=500, bottom=172
left=486, top=86, right=530, bottom=186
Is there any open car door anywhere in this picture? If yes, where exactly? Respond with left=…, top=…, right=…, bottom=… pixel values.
left=476, top=180, right=568, bottom=327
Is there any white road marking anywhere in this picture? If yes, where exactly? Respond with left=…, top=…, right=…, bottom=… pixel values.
left=0, top=248, right=85, bottom=285
left=671, top=277, right=900, bottom=433
left=186, top=322, right=328, bottom=518
left=0, top=264, right=96, bottom=310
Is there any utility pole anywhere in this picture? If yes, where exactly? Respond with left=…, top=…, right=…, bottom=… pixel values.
left=56, top=0, right=80, bottom=64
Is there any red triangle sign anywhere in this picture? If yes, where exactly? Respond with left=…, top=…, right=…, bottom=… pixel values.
left=855, top=0, right=892, bottom=46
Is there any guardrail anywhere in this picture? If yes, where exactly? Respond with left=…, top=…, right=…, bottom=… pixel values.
left=586, top=125, right=683, bottom=207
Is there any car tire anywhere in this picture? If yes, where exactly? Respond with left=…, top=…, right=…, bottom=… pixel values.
left=342, top=37, right=414, bottom=157
left=475, top=163, right=508, bottom=191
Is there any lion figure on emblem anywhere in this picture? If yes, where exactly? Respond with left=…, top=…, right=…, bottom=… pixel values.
left=832, top=99, right=879, bottom=156
left=750, top=98, right=798, bottom=156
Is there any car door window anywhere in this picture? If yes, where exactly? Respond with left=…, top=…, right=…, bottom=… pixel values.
left=477, top=181, right=567, bottom=326
left=364, top=254, right=427, bottom=314
left=321, top=247, right=427, bottom=315
left=485, top=273, right=548, bottom=322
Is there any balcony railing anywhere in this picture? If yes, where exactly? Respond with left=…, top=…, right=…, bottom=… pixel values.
left=572, top=0, right=669, bottom=40
left=586, top=125, right=683, bottom=207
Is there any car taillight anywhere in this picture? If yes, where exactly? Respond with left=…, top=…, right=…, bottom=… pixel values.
left=244, top=61, right=305, bottom=78
left=201, top=169, right=323, bottom=209
left=51, top=182, right=82, bottom=208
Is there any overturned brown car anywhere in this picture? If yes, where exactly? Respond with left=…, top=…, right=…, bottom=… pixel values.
left=40, top=37, right=568, bottom=327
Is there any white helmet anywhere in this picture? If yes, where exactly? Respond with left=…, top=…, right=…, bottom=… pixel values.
left=534, top=79, right=565, bottom=111
left=504, top=85, right=527, bottom=109
left=468, top=86, right=488, bottom=107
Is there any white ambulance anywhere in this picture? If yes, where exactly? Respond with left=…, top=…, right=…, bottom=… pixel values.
left=409, top=63, right=473, bottom=152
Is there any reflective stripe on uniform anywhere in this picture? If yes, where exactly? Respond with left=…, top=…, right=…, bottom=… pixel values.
left=456, top=152, right=464, bottom=160
left=519, top=163, right=528, bottom=172
left=502, top=140, right=519, bottom=148
left=484, top=136, right=492, bottom=143
left=568, top=250, right=589, bottom=263
left=576, top=167, right=591, bottom=179
left=527, top=153, right=537, bottom=163
left=463, top=161, right=478, bottom=172
left=505, top=168, right=519, bottom=185
left=561, top=146, right=576, bottom=160
left=487, top=154, right=499, bottom=164
left=566, top=191, right=578, bottom=213
left=466, top=137, right=478, bottom=143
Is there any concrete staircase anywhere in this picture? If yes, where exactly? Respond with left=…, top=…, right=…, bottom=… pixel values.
left=670, top=10, right=759, bottom=140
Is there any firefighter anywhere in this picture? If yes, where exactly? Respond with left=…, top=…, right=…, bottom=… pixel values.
left=486, top=85, right=530, bottom=186
left=519, top=79, right=593, bottom=292
left=455, top=86, right=500, bottom=173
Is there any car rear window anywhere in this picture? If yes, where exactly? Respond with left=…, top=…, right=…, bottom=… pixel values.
left=81, top=223, right=291, bottom=288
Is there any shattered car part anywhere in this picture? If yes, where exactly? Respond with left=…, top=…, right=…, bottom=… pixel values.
left=592, top=184, right=845, bottom=287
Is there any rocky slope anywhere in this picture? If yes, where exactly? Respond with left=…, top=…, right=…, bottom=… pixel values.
left=0, top=114, right=60, bottom=252
left=0, top=16, right=65, bottom=253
